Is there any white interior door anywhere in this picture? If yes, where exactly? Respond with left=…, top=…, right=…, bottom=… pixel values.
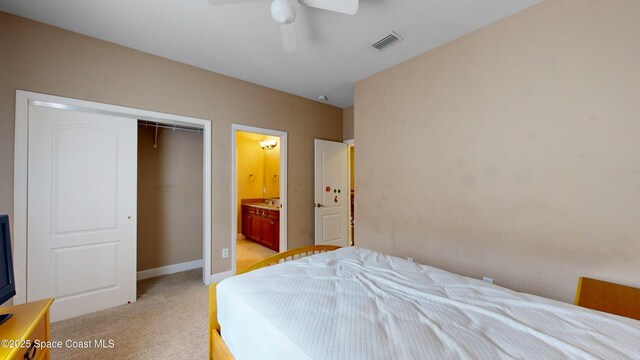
left=27, top=105, right=137, bottom=322
left=314, top=139, right=349, bottom=247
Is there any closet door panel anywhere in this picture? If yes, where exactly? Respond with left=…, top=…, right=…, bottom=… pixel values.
left=27, top=105, right=137, bottom=322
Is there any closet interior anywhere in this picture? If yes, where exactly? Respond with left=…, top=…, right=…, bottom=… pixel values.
left=137, top=120, right=203, bottom=280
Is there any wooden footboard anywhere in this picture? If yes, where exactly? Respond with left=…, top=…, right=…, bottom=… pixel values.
left=575, top=277, right=640, bottom=320
left=237, top=245, right=341, bottom=274
left=209, top=245, right=341, bottom=359
left=209, top=283, right=233, bottom=360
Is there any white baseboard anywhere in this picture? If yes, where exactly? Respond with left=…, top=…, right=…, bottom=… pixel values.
left=137, top=259, right=203, bottom=281
left=210, top=270, right=233, bottom=284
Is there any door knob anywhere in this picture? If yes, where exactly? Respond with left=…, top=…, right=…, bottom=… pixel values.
left=315, top=203, right=323, bottom=208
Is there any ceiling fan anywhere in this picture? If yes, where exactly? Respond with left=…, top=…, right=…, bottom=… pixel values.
left=207, top=0, right=359, bottom=52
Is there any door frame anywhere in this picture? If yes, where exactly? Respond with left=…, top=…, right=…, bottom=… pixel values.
left=231, top=124, right=288, bottom=275
left=13, top=90, right=213, bottom=304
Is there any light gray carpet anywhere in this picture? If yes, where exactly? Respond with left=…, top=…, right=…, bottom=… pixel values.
left=51, top=269, right=208, bottom=359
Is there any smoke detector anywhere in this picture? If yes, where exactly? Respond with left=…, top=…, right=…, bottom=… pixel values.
left=318, top=95, right=328, bottom=102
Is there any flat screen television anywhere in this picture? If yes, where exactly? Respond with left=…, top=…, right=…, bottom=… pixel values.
left=0, top=214, right=16, bottom=325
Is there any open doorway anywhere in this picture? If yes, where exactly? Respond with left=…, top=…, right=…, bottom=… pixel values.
left=231, top=125, right=287, bottom=274
left=345, top=140, right=354, bottom=246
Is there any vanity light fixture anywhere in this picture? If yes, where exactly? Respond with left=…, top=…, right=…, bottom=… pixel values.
left=259, top=139, right=278, bottom=150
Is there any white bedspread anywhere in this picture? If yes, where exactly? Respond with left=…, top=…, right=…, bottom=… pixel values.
left=217, top=247, right=640, bottom=359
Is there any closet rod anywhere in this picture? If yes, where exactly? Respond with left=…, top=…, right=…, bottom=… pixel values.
left=138, top=120, right=203, bottom=134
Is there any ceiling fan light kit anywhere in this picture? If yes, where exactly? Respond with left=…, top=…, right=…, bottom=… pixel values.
left=271, top=0, right=296, bottom=24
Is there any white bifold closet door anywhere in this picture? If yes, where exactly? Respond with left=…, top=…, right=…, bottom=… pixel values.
left=27, top=105, right=137, bottom=322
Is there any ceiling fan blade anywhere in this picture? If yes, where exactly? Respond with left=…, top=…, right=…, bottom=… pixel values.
left=299, top=0, right=358, bottom=15
left=280, top=23, right=298, bottom=52
left=207, top=0, right=262, bottom=5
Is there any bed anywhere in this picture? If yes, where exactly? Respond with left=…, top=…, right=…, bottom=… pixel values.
left=209, top=246, right=640, bottom=359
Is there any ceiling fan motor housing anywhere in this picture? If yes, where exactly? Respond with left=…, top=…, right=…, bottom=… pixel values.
left=271, top=0, right=297, bottom=24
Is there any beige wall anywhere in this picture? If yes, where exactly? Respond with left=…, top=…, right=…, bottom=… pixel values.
left=138, top=126, right=203, bottom=271
left=354, top=0, right=640, bottom=303
left=343, top=106, right=354, bottom=141
left=0, top=12, right=343, bottom=275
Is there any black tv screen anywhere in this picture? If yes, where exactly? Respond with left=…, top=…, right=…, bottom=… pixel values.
left=0, top=215, right=16, bottom=306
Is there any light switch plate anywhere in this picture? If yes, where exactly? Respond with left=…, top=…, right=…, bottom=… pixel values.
left=222, top=248, right=229, bottom=259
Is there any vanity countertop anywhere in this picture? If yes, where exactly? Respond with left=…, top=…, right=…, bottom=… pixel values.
left=244, top=203, right=280, bottom=211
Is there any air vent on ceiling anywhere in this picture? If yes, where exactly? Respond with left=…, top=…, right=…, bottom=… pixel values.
left=371, top=31, right=403, bottom=50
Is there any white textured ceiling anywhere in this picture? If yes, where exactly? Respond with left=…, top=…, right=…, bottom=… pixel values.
left=0, top=0, right=540, bottom=108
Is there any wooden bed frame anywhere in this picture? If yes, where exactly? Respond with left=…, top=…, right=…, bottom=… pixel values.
left=574, top=277, right=640, bottom=320
left=209, top=245, right=341, bottom=360
left=209, top=252, right=639, bottom=359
